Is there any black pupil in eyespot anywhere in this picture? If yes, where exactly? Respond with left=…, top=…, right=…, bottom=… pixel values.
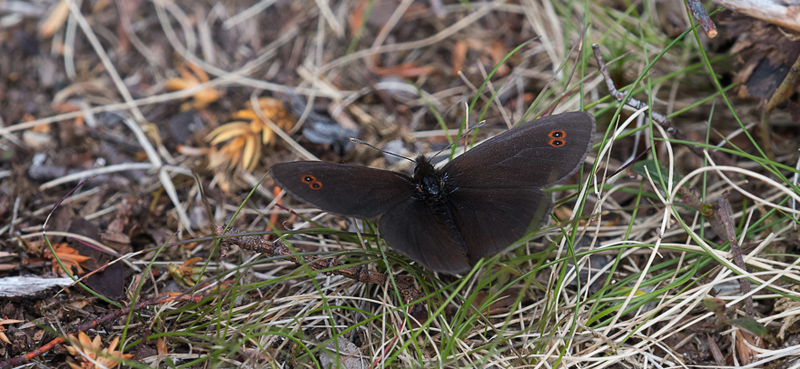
left=553, top=140, right=563, bottom=146
left=312, top=183, right=321, bottom=188
left=552, top=131, right=563, bottom=137
left=304, top=176, right=313, bottom=182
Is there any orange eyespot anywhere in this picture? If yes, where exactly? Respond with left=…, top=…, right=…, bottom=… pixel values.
left=300, top=174, right=323, bottom=190
left=548, top=130, right=566, bottom=147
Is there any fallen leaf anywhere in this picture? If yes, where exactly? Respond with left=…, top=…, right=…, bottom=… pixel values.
left=45, top=243, right=89, bottom=276
left=39, top=0, right=70, bottom=38
left=206, top=97, right=296, bottom=172
left=66, top=332, right=133, bottom=369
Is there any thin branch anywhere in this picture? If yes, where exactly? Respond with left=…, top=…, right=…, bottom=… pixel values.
left=717, top=191, right=755, bottom=318
left=592, top=44, right=733, bottom=166
left=215, top=226, right=426, bottom=305
left=687, top=0, right=718, bottom=38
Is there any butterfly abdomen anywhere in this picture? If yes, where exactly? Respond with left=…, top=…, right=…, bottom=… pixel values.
left=429, top=201, right=469, bottom=256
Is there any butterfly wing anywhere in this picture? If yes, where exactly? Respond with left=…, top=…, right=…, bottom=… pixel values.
left=271, top=112, right=595, bottom=273
left=379, top=199, right=471, bottom=273
left=447, top=187, right=550, bottom=265
left=440, top=112, right=594, bottom=266
left=272, top=161, right=470, bottom=273
left=270, top=161, right=414, bottom=218
left=444, top=112, right=595, bottom=188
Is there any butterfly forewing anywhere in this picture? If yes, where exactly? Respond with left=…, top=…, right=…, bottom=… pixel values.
left=270, top=161, right=414, bottom=218
left=443, top=112, right=595, bottom=189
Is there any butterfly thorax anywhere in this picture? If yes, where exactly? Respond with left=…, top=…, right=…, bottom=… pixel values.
left=412, top=156, right=448, bottom=203
left=411, top=155, right=468, bottom=254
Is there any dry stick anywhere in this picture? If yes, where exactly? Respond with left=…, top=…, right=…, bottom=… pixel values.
left=759, top=52, right=800, bottom=161
left=677, top=186, right=728, bottom=238
left=591, top=44, right=734, bottom=167
left=215, top=226, right=425, bottom=305
left=717, top=191, right=755, bottom=318
left=687, top=0, right=718, bottom=38
left=707, top=333, right=726, bottom=365
left=0, top=294, right=203, bottom=368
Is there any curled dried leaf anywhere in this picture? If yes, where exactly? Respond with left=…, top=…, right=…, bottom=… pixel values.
left=205, top=97, right=296, bottom=172
left=167, top=257, right=205, bottom=287
left=39, top=0, right=71, bottom=38
left=45, top=243, right=89, bottom=276
left=66, top=332, right=132, bottom=369
left=165, top=61, right=221, bottom=110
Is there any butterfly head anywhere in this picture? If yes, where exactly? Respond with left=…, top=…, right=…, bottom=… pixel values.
left=412, top=155, right=435, bottom=179
left=412, top=155, right=448, bottom=201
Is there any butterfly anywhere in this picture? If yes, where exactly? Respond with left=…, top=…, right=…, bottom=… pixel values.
left=270, top=112, right=595, bottom=273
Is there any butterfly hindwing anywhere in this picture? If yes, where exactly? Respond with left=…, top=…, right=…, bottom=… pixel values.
left=379, top=199, right=471, bottom=273
left=446, top=187, right=550, bottom=265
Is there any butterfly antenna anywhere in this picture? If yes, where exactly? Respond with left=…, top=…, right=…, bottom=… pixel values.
left=431, top=121, right=486, bottom=159
left=349, top=138, right=416, bottom=164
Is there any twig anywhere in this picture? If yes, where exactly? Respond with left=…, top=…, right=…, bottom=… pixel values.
left=717, top=191, right=755, bottom=318
left=591, top=44, right=733, bottom=166
left=687, top=0, right=718, bottom=38
left=759, top=51, right=800, bottom=161
left=215, top=226, right=426, bottom=305
left=677, top=186, right=727, bottom=238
